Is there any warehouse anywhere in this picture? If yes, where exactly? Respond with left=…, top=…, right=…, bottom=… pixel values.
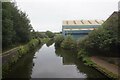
left=62, top=20, right=104, bottom=39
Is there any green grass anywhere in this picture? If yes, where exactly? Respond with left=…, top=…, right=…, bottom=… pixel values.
left=77, top=48, right=119, bottom=78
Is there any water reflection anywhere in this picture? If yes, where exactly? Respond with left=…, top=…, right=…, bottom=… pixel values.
left=31, top=44, right=87, bottom=78
left=3, top=42, right=108, bottom=79
left=55, top=47, right=108, bottom=78
left=55, top=47, right=77, bottom=65
left=4, top=44, right=43, bottom=79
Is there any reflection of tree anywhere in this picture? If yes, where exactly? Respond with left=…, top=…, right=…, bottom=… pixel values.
left=55, top=46, right=107, bottom=78
left=46, top=38, right=54, bottom=47
left=74, top=59, right=107, bottom=78
left=55, top=47, right=77, bottom=65
left=5, top=44, right=43, bottom=78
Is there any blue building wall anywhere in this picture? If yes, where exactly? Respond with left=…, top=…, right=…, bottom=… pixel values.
left=62, top=25, right=101, bottom=40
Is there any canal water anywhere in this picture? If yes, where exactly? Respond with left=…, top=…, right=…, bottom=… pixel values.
left=5, top=42, right=108, bottom=79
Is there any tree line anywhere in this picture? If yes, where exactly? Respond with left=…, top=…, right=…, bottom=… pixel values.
left=2, top=2, right=33, bottom=50
left=54, top=11, right=120, bottom=57
left=78, top=11, right=119, bottom=57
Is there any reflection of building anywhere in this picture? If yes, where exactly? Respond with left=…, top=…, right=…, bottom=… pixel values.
left=62, top=20, right=104, bottom=39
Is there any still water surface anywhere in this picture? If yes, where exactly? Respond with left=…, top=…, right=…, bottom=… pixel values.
left=6, top=43, right=107, bottom=79
left=31, top=44, right=86, bottom=78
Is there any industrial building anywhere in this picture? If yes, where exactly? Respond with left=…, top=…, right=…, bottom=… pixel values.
left=62, top=20, right=104, bottom=39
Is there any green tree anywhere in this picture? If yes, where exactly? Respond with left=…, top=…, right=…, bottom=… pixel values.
left=77, top=12, right=119, bottom=56
left=61, top=35, right=76, bottom=50
left=2, top=2, right=14, bottom=48
left=45, top=31, right=54, bottom=38
left=2, top=2, right=33, bottom=49
left=54, top=34, right=64, bottom=47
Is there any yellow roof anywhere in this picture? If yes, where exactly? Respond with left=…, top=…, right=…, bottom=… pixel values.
left=63, top=20, right=104, bottom=25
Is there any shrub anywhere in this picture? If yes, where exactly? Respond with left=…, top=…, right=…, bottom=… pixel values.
left=77, top=49, right=87, bottom=58
left=54, top=34, right=64, bottom=47
left=41, top=38, right=50, bottom=43
left=17, top=38, right=40, bottom=58
left=78, top=49, right=95, bottom=66
left=61, top=35, right=77, bottom=50
left=32, top=32, right=48, bottom=39
left=46, top=38, right=54, bottom=47
left=84, top=58, right=95, bottom=66
left=18, top=45, right=28, bottom=57
left=77, top=12, right=119, bottom=56
left=46, top=31, right=54, bottom=38
left=28, top=39, right=40, bottom=48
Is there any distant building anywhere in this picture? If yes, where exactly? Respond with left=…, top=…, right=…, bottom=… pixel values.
left=62, top=20, right=104, bottom=39
left=105, top=11, right=118, bottom=22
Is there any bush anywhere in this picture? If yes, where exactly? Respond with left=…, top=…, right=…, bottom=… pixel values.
left=77, top=12, right=119, bottom=56
left=46, top=31, right=54, bottom=38
left=46, top=38, right=54, bottom=47
left=18, top=45, right=28, bottom=57
left=77, top=36, right=90, bottom=51
left=77, top=49, right=95, bottom=66
left=77, top=25, right=119, bottom=56
left=61, top=35, right=77, bottom=50
left=83, top=57, right=95, bottom=66
left=41, top=38, right=50, bottom=43
left=17, top=39, right=40, bottom=58
left=77, top=49, right=87, bottom=58
left=28, top=39, right=40, bottom=49
left=54, top=34, right=64, bottom=47
left=32, top=32, right=48, bottom=39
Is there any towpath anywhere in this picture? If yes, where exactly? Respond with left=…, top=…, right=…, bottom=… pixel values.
left=91, top=56, right=119, bottom=76
left=0, top=47, right=19, bottom=64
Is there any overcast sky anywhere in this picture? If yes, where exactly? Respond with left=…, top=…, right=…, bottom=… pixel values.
left=15, top=0, right=119, bottom=32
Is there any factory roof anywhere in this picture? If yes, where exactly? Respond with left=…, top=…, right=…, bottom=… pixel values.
left=63, top=20, right=104, bottom=25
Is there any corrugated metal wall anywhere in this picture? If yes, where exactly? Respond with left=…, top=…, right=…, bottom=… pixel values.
left=62, top=25, right=100, bottom=40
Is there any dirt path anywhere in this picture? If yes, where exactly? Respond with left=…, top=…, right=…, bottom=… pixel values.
left=91, top=56, right=119, bottom=76
left=1, top=47, right=19, bottom=56
left=1, top=47, right=19, bottom=64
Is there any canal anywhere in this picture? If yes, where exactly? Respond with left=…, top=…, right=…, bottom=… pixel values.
left=4, top=42, right=108, bottom=79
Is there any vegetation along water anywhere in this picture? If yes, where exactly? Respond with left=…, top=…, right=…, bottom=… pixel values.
left=2, top=1, right=119, bottom=80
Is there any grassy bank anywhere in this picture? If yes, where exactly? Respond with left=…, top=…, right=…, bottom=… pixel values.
left=77, top=49, right=95, bottom=66
left=77, top=52, right=119, bottom=79
left=2, top=38, right=41, bottom=77
left=76, top=12, right=119, bottom=79
left=93, top=63, right=119, bottom=79
left=77, top=48, right=119, bottom=79
left=54, top=34, right=119, bottom=79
